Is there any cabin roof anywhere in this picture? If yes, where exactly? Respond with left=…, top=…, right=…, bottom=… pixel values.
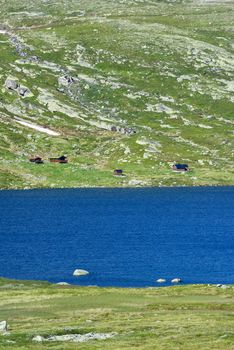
left=174, top=163, right=188, bottom=169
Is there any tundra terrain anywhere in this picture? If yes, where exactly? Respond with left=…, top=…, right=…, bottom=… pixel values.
left=0, top=278, right=233, bottom=349
left=0, top=0, right=233, bottom=188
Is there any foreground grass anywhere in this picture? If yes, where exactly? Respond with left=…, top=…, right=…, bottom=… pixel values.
left=0, top=278, right=233, bottom=349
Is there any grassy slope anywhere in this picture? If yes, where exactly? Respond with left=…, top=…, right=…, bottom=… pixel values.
left=0, top=0, right=233, bottom=189
left=0, top=277, right=233, bottom=349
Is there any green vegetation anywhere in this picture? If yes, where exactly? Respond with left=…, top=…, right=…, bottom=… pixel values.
left=0, top=278, right=233, bottom=349
left=0, top=0, right=233, bottom=189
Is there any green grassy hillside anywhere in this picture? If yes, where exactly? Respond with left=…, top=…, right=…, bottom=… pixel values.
left=0, top=0, right=233, bottom=188
left=0, top=277, right=233, bottom=349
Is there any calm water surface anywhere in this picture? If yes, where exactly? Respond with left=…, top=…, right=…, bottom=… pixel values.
left=0, top=187, right=233, bottom=287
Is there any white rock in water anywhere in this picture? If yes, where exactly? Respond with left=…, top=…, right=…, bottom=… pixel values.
left=73, top=269, right=89, bottom=276
left=156, top=278, right=166, bottom=283
left=57, top=282, right=70, bottom=285
left=171, top=278, right=182, bottom=283
left=0, top=321, right=7, bottom=332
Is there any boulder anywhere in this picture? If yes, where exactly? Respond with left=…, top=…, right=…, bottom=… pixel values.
left=0, top=321, right=8, bottom=332
left=58, top=76, right=74, bottom=86
left=156, top=278, right=166, bottom=283
left=221, top=285, right=228, bottom=289
left=57, top=282, right=70, bottom=285
left=5, top=78, right=19, bottom=90
left=18, top=86, right=31, bottom=97
left=216, top=284, right=229, bottom=289
left=73, top=269, right=89, bottom=276
left=32, top=335, right=44, bottom=342
left=33, top=332, right=117, bottom=343
left=171, top=278, right=182, bottom=283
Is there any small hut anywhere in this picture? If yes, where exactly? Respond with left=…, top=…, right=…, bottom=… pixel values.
left=49, top=155, right=68, bottom=163
left=172, top=163, right=189, bottom=172
left=29, top=156, right=43, bottom=164
left=113, top=169, right=123, bottom=176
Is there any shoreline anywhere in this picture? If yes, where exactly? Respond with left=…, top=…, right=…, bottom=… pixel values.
left=1, top=184, right=234, bottom=191
left=1, top=277, right=233, bottom=289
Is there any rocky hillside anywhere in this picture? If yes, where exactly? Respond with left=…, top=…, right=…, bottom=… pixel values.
left=0, top=0, right=233, bottom=188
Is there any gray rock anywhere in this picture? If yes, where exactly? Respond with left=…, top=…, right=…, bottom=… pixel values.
left=216, top=284, right=229, bottom=289
left=171, top=278, right=182, bottom=283
left=58, top=76, right=74, bottom=86
left=0, top=321, right=8, bottom=332
left=33, top=332, right=117, bottom=343
left=221, top=285, right=228, bottom=289
left=5, top=79, right=19, bottom=90
left=73, top=269, right=89, bottom=276
left=5, top=340, right=16, bottom=344
left=18, top=86, right=31, bottom=97
left=32, top=335, right=44, bottom=342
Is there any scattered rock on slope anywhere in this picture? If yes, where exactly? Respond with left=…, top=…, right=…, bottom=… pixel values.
left=18, top=86, right=31, bottom=97
left=0, top=321, right=8, bottom=332
left=5, top=78, right=19, bottom=90
left=33, top=332, right=117, bottom=343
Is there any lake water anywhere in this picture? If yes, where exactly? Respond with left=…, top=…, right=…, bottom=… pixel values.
left=0, top=187, right=233, bottom=287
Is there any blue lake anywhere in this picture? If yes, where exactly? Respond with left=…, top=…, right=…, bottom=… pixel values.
left=0, top=187, right=233, bottom=287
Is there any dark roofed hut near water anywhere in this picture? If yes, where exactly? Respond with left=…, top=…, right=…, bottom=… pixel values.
left=172, top=163, right=189, bottom=172
left=114, top=169, right=123, bottom=176
left=49, top=156, right=68, bottom=164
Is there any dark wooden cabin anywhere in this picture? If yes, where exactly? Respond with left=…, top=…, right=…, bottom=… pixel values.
left=49, top=155, right=68, bottom=163
left=172, top=163, right=189, bottom=171
left=114, top=169, right=123, bottom=176
left=29, top=156, right=43, bottom=164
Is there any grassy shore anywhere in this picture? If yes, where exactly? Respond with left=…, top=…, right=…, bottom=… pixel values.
left=0, top=277, right=233, bottom=349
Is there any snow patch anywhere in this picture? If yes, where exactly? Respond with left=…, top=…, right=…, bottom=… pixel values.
left=14, top=118, right=60, bottom=136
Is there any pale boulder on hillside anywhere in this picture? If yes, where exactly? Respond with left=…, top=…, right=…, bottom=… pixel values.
left=73, top=269, right=89, bottom=276
left=18, top=86, right=31, bottom=97
left=5, top=78, right=19, bottom=90
left=0, top=321, right=8, bottom=332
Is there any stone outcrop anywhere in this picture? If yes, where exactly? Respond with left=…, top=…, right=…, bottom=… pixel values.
left=18, top=86, right=31, bottom=97
left=111, top=125, right=136, bottom=135
left=33, top=332, right=117, bottom=343
left=5, top=78, right=31, bottom=97
left=5, top=78, right=19, bottom=90
left=58, top=76, right=75, bottom=86
left=0, top=321, right=8, bottom=332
